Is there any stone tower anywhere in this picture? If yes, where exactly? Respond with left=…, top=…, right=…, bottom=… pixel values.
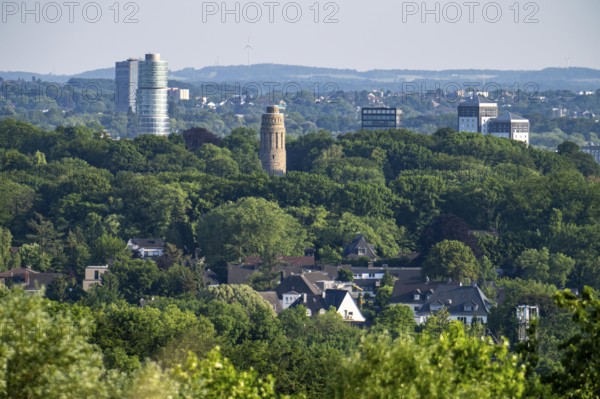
left=259, top=105, right=286, bottom=176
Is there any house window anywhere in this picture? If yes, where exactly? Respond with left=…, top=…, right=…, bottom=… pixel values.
left=464, top=305, right=472, bottom=312
left=358, top=248, right=366, bottom=255
left=413, top=294, right=420, bottom=301
left=94, top=270, right=99, bottom=280
left=457, top=316, right=468, bottom=324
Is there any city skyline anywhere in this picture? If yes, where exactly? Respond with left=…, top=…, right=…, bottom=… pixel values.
left=0, top=0, right=599, bottom=75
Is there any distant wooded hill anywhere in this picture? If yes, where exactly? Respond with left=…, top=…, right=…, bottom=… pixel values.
left=2, top=64, right=599, bottom=91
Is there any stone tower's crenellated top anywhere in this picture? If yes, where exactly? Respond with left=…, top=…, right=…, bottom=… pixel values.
left=259, top=105, right=286, bottom=176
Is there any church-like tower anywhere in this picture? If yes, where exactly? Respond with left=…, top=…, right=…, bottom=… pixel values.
left=259, top=105, right=286, bottom=176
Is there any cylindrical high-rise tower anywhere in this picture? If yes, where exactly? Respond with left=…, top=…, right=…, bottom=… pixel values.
left=137, top=53, right=170, bottom=136
left=259, top=105, right=286, bottom=176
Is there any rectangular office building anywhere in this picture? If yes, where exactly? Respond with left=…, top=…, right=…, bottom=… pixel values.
left=361, top=108, right=401, bottom=130
left=115, top=58, right=139, bottom=113
left=458, top=95, right=498, bottom=134
left=582, top=144, right=600, bottom=164
left=488, top=112, right=530, bottom=145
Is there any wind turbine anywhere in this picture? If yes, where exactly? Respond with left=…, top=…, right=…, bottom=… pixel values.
left=244, top=38, right=253, bottom=67
left=564, top=57, right=571, bottom=69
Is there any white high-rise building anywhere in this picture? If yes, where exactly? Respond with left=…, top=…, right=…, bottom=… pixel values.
left=137, top=53, right=170, bottom=135
left=458, top=96, right=498, bottom=134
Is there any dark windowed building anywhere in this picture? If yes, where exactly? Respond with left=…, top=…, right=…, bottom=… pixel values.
left=582, top=144, right=600, bottom=164
left=488, top=112, right=529, bottom=145
left=457, top=95, right=498, bottom=134
left=361, top=107, right=401, bottom=130
left=115, top=58, right=139, bottom=113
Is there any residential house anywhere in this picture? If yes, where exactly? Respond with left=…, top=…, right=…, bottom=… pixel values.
left=126, top=238, right=165, bottom=258
left=258, top=291, right=283, bottom=313
left=290, top=289, right=366, bottom=322
left=322, top=264, right=422, bottom=297
left=301, top=270, right=338, bottom=291
left=0, top=267, right=62, bottom=292
left=343, top=234, right=378, bottom=260
left=274, top=274, right=321, bottom=310
left=391, top=280, right=493, bottom=324
left=82, top=265, right=109, bottom=291
left=227, top=253, right=316, bottom=284
left=264, top=274, right=365, bottom=322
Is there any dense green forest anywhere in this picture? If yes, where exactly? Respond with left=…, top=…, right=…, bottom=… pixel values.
left=1, top=119, right=600, bottom=397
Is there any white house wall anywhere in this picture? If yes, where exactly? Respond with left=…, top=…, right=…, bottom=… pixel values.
left=337, top=294, right=366, bottom=322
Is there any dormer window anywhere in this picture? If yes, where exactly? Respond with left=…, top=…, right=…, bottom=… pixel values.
left=413, top=293, right=420, bottom=301
left=464, top=302, right=478, bottom=312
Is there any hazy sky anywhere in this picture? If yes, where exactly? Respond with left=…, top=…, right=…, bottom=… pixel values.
left=0, top=0, right=599, bottom=74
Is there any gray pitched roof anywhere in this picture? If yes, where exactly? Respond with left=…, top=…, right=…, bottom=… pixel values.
left=227, top=264, right=257, bottom=284
left=227, top=256, right=317, bottom=285
left=243, top=255, right=315, bottom=268
left=301, top=271, right=333, bottom=285
left=323, top=289, right=350, bottom=309
left=416, top=284, right=493, bottom=317
left=343, top=234, right=378, bottom=260
left=258, top=291, right=283, bottom=313
left=493, top=111, right=529, bottom=122
left=274, top=274, right=321, bottom=299
left=291, top=294, right=328, bottom=314
left=289, top=289, right=353, bottom=314
left=390, top=280, right=440, bottom=305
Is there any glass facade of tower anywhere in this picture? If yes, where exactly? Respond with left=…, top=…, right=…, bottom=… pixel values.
left=115, top=59, right=138, bottom=113
left=137, top=54, right=170, bottom=136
